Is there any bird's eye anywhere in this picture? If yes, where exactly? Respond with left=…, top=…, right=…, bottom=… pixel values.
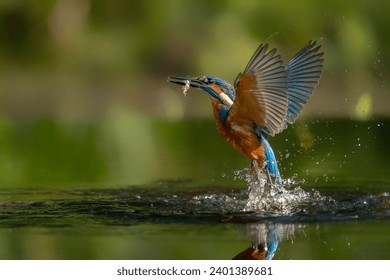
left=198, top=76, right=208, bottom=83
left=198, top=76, right=215, bottom=84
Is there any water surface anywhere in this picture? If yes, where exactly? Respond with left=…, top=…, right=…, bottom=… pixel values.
left=0, top=118, right=389, bottom=259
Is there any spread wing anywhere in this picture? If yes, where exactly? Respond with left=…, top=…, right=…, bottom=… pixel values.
left=228, top=41, right=323, bottom=137
left=229, top=44, right=289, bottom=136
left=285, top=41, right=324, bottom=124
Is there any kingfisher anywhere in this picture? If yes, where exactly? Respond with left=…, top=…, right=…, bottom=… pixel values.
left=168, top=41, right=323, bottom=185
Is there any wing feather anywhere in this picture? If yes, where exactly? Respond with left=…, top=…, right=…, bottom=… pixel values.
left=285, top=41, right=324, bottom=124
left=228, top=41, right=323, bottom=136
left=230, top=44, right=288, bottom=136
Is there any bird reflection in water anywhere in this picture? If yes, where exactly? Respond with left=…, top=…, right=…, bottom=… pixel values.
left=233, top=223, right=296, bottom=260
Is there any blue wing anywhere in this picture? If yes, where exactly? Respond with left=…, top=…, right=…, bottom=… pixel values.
left=285, top=41, right=324, bottom=124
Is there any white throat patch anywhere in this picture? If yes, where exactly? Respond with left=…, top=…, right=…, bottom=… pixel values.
left=220, top=92, right=233, bottom=106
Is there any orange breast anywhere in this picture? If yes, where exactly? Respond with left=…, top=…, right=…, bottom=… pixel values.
left=212, top=101, right=265, bottom=166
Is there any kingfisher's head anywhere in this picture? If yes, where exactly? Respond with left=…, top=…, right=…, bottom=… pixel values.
left=168, top=75, right=236, bottom=107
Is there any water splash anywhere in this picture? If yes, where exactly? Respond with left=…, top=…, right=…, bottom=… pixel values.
left=234, top=168, right=326, bottom=214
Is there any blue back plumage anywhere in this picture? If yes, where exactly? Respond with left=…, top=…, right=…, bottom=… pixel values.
left=265, top=241, right=279, bottom=260
left=265, top=226, right=280, bottom=260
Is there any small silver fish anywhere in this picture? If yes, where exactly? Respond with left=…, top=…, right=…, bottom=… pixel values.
left=182, top=80, right=190, bottom=96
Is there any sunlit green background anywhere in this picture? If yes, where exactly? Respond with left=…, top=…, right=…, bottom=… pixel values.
left=0, top=0, right=389, bottom=260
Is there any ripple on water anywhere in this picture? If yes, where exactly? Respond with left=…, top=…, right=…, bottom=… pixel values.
left=0, top=172, right=389, bottom=227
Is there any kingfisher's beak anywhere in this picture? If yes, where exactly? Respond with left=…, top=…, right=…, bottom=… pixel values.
left=167, top=76, right=202, bottom=89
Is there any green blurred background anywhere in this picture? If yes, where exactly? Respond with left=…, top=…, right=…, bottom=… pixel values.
left=0, top=0, right=390, bottom=261
left=0, top=0, right=389, bottom=187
